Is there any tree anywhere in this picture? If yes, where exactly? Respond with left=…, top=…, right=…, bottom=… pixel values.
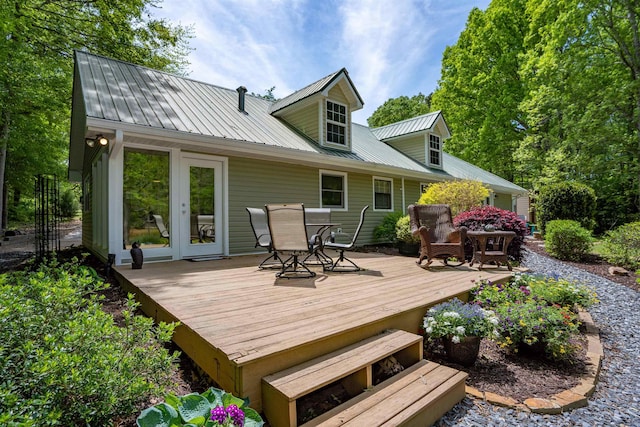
left=431, top=0, right=528, bottom=184
left=367, top=93, right=432, bottom=128
left=0, top=0, right=192, bottom=229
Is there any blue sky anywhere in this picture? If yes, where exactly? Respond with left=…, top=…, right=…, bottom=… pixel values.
left=151, top=0, right=490, bottom=124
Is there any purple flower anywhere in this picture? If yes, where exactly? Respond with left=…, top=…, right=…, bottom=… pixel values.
left=227, top=404, right=245, bottom=427
left=211, top=405, right=227, bottom=423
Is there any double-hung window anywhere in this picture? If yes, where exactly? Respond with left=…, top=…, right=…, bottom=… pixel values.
left=321, top=171, right=347, bottom=209
left=428, top=134, right=441, bottom=167
left=373, top=177, right=393, bottom=211
left=326, top=101, right=346, bottom=145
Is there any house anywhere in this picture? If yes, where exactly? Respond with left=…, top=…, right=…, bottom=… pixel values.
left=68, top=51, right=526, bottom=266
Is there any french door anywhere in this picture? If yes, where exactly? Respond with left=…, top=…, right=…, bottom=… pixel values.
left=179, top=155, right=223, bottom=258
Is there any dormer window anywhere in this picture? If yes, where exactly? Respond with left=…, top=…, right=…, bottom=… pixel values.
left=326, top=100, right=346, bottom=145
left=428, top=134, right=442, bottom=167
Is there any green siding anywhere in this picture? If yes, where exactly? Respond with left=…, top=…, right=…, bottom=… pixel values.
left=281, top=103, right=319, bottom=142
left=385, top=136, right=425, bottom=164
left=227, top=158, right=408, bottom=254
left=494, top=192, right=512, bottom=211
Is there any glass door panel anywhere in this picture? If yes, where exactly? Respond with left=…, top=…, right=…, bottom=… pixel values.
left=180, top=156, right=223, bottom=257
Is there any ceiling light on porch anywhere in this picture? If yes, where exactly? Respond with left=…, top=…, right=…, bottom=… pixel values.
left=85, top=135, right=109, bottom=148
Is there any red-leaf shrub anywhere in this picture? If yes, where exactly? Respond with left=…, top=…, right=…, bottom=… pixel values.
left=454, top=206, right=528, bottom=261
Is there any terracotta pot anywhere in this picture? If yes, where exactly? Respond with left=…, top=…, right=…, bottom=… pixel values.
left=443, top=335, right=481, bottom=367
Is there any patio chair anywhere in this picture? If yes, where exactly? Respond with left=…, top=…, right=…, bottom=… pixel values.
left=322, top=205, right=369, bottom=272
left=304, top=207, right=333, bottom=266
left=265, top=203, right=320, bottom=278
left=152, top=214, right=170, bottom=246
left=246, top=207, right=283, bottom=269
left=408, top=204, right=467, bottom=268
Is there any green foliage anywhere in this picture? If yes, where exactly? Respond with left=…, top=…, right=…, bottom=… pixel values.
left=544, top=220, right=593, bottom=261
left=59, top=187, right=80, bottom=219
left=600, top=221, right=640, bottom=270
left=0, top=257, right=179, bottom=426
left=536, top=182, right=597, bottom=234
left=471, top=274, right=597, bottom=361
left=417, top=180, right=489, bottom=216
left=512, top=273, right=598, bottom=309
left=136, top=387, right=264, bottom=427
left=395, top=215, right=420, bottom=244
left=373, top=211, right=404, bottom=242
left=0, top=0, right=193, bottom=227
left=431, top=1, right=527, bottom=183
left=367, top=93, right=432, bottom=128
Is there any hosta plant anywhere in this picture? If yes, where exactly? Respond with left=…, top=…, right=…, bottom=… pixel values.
left=136, top=387, right=264, bottom=427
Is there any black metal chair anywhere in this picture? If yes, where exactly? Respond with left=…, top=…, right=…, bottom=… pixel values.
left=246, top=207, right=283, bottom=269
left=265, top=203, right=320, bottom=278
left=322, top=205, right=369, bottom=272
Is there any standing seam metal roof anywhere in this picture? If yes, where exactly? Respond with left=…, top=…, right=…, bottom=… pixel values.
left=73, top=51, right=525, bottom=193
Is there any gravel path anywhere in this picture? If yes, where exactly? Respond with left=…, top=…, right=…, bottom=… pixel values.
left=434, top=249, right=640, bottom=427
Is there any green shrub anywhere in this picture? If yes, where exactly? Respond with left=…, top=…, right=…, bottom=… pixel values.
left=544, top=220, right=592, bottom=261
left=0, top=257, right=179, bottom=426
left=600, top=221, right=640, bottom=270
left=373, top=211, right=404, bottom=242
left=59, top=188, right=80, bottom=219
left=536, top=182, right=596, bottom=234
left=417, top=179, right=489, bottom=216
left=395, top=215, right=420, bottom=244
left=512, top=273, right=598, bottom=309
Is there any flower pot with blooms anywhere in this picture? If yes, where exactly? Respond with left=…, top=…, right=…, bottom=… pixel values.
left=423, top=298, right=499, bottom=366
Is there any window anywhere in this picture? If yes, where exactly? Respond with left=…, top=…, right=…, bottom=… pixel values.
left=429, top=134, right=441, bottom=167
left=373, top=178, right=393, bottom=210
left=326, top=101, right=346, bottom=145
left=321, top=171, right=347, bottom=209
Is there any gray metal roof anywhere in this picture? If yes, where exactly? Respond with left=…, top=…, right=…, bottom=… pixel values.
left=71, top=51, right=525, bottom=194
left=371, top=111, right=441, bottom=140
left=268, top=69, right=340, bottom=114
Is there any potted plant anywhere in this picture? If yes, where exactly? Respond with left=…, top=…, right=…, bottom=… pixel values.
left=422, top=298, right=499, bottom=366
left=395, top=215, right=421, bottom=256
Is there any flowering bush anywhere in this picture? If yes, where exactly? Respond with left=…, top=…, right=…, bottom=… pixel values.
left=136, top=387, right=264, bottom=427
left=423, top=298, right=499, bottom=344
left=454, top=205, right=528, bottom=261
left=512, top=273, right=598, bottom=309
left=492, top=301, right=580, bottom=360
left=471, top=274, right=597, bottom=361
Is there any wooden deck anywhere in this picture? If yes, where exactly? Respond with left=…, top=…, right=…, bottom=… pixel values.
left=113, top=250, right=516, bottom=414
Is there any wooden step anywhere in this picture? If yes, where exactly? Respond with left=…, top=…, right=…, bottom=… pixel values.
left=302, top=359, right=468, bottom=427
left=262, top=329, right=424, bottom=427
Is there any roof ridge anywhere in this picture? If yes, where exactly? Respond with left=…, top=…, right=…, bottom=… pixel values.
left=372, top=110, right=441, bottom=131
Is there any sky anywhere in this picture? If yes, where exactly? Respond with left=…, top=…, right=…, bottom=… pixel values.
left=150, top=0, right=491, bottom=124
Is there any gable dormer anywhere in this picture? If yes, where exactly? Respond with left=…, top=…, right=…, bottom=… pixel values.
left=269, top=68, right=363, bottom=152
left=371, top=111, right=450, bottom=170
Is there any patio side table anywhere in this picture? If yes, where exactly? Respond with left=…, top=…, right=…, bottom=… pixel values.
left=467, top=230, right=516, bottom=271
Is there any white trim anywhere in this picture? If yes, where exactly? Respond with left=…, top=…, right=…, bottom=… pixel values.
left=427, top=133, right=443, bottom=169
left=319, top=169, right=348, bottom=211
left=372, top=176, right=394, bottom=212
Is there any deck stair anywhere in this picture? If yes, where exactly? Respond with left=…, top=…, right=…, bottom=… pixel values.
left=262, top=329, right=467, bottom=427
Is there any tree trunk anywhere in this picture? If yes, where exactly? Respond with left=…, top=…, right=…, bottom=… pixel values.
left=0, top=108, right=9, bottom=233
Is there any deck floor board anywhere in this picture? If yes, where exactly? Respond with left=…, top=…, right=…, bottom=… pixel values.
left=114, top=250, right=517, bottom=413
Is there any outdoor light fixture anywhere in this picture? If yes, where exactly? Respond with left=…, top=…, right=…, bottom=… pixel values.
left=85, top=135, right=109, bottom=148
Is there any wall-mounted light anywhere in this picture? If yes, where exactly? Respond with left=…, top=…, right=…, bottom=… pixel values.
left=85, top=135, right=109, bottom=148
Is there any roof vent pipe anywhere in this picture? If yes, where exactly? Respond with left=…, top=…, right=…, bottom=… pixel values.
left=237, top=86, right=247, bottom=113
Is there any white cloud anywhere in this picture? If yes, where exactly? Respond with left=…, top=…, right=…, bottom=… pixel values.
left=152, top=0, right=491, bottom=122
